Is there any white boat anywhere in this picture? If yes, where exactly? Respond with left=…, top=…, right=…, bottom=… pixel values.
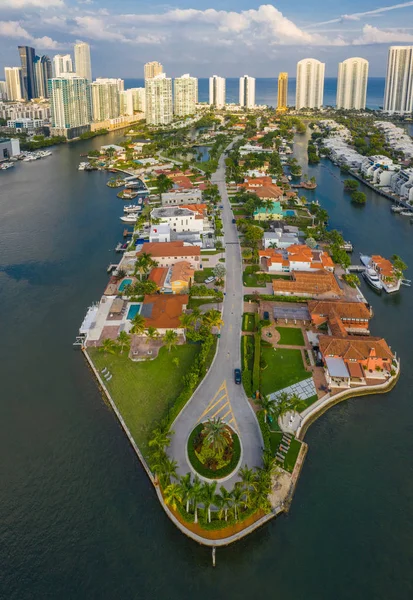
left=363, top=268, right=383, bottom=291
left=120, top=214, right=139, bottom=223
left=360, top=254, right=371, bottom=267
left=123, top=204, right=141, bottom=213
left=391, top=205, right=403, bottom=213
left=0, top=162, right=14, bottom=170
left=78, top=162, right=87, bottom=171
left=400, top=210, right=413, bottom=216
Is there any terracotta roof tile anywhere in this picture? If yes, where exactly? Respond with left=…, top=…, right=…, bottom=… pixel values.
left=142, top=294, right=188, bottom=329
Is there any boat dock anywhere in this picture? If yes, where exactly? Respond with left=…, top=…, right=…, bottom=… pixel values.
left=348, top=265, right=366, bottom=272
left=107, top=263, right=119, bottom=273
left=123, top=229, right=133, bottom=237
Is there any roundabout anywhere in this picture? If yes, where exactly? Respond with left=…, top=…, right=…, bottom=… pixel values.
left=187, top=420, right=242, bottom=480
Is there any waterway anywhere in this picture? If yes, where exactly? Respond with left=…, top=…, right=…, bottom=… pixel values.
left=1, top=129, right=413, bottom=598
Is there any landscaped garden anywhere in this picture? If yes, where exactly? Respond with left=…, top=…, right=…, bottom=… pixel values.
left=242, top=312, right=256, bottom=332
left=187, top=419, right=241, bottom=479
left=194, top=267, right=215, bottom=283
left=260, top=346, right=309, bottom=396
left=243, top=267, right=290, bottom=288
left=270, top=432, right=303, bottom=473
left=276, top=327, right=305, bottom=346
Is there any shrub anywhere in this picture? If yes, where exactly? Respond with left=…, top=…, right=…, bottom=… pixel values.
left=242, top=369, right=252, bottom=397
left=257, top=410, right=271, bottom=452
left=252, top=332, right=261, bottom=393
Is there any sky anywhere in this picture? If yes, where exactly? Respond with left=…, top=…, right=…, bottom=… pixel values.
left=1, top=0, right=413, bottom=78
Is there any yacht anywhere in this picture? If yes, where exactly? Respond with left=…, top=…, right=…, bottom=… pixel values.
left=360, top=254, right=372, bottom=267
left=391, top=204, right=403, bottom=213
left=363, top=268, right=383, bottom=291
left=0, top=162, right=14, bottom=170
left=120, top=213, right=139, bottom=223
left=123, top=204, right=141, bottom=213
left=400, top=210, right=413, bottom=217
left=78, top=162, right=87, bottom=171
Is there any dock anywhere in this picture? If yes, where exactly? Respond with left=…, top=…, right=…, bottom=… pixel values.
left=348, top=265, right=366, bottom=272
left=107, top=263, right=119, bottom=273
left=123, top=229, right=133, bottom=238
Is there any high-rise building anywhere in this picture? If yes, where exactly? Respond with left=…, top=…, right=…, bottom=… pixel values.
left=209, top=75, right=226, bottom=108
left=295, top=58, right=325, bottom=109
left=34, top=55, right=52, bottom=99
left=336, top=58, right=369, bottom=110
left=127, top=88, right=146, bottom=114
left=239, top=75, right=255, bottom=108
left=4, top=67, right=23, bottom=101
left=91, top=81, right=120, bottom=121
left=384, top=46, right=413, bottom=114
left=48, top=75, right=92, bottom=137
left=0, top=81, right=7, bottom=101
left=53, top=54, right=73, bottom=77
left=74, top=42, right=92, bottom=82
left=145, top=73, right=173, bottom=125
left=144, top=61, right=163, bottom=80
left=18, top=46, right=36, bottom=100
left=94, top=77, right=124, bottom=93
left=277, top=72, right=288, bottom=111
left=119, top=90, right=134, bottom=116
left=174, top=74, right=198, bottom=117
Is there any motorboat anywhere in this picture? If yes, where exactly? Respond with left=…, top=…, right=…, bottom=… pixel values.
left=359, top=254, right=372, bottom=267
left=391, top=204, right=404, bottom=213
left=120, top=213, right=139, bottom=223
left=400, top=210, right=413, bottom=217
left=0, top=162, right=14, bottom=170
left=78, top=162, right=87, bottom=170
left=123, top=204, right=142, bottom=213
left=363, top=268, right=383, bottom=291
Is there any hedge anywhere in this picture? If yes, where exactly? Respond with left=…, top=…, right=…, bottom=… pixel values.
left=244, top=294, right=310, bottom=303
left=242, top=369, right=252, bottom=398
left=257, top=410, right=271, bottom=453
left=252, top=332, right=261, bottom=393
left=187, top=423, right=241, bottom=479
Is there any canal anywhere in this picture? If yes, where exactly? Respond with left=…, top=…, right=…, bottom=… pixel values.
left=0, top=129, right=412, bottom=598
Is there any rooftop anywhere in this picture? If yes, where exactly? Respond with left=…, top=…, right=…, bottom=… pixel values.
left=319, top=335, right=393, bottom=361
left=140, top=241, right=200, bottom=258
left=141, top=294, right=188, bottom=329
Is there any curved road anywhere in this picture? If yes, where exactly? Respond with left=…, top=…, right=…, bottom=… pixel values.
left=168, top=147, right=263, bottom=489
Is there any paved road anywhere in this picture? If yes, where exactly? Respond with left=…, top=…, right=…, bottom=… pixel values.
left=168, top=146, right=263, bottom=489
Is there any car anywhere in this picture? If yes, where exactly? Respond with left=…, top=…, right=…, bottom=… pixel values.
left=263, top=311, right=270, bottom=321
left=204, top=276, right=215, bottom=284
left=232, top=218, right=236, bottom=224
left=219, top=205, right=224, bottom=209
left=234, top=368, right=242, bottom=384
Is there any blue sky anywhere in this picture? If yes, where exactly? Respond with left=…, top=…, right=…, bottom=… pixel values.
left=1, top=1, right=413, bottom=78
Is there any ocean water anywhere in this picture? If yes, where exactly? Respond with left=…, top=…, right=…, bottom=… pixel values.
left=124, top=77, right=386, bottom=110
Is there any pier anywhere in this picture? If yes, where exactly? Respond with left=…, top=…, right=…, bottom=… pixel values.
left=347, top=265, right=366, bottom=272
left=107, top=263, right=119, bottom=273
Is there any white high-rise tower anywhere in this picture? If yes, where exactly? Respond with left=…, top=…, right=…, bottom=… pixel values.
left=74, top=42, right=92, bottom=82
left=174, top=74, right=198, bottom=117
left=4, top=67, right=23, bottom=101
left=295, top=58, right=325, bottom=109
left=209, top=75, right=226, bottom=108
left=91, top=81, right=120, bottom=121
left=145, top=73, right=173, bottom=125
left=336, top=58, right=369, bottom=110
left=384, top=46, right=413, bottom=115
left=53, top=54, right=73, bottom=77
left=239, top=75, right=255, bottom=108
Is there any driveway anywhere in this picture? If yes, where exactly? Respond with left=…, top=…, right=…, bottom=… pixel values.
left=168, top=144, right=263, bottom=489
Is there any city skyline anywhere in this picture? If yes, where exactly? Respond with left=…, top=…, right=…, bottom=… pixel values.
left=1, top=2, right=413, bottom=77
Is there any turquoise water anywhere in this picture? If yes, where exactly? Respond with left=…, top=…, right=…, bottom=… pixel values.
left=284, top=209, right=296, bottom=217
left=127, top=303, right=141, bottom=320
left=118, top=278, right=132, bottom=292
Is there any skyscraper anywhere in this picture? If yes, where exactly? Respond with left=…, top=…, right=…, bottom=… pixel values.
left=34, top=55, right=52, bottom=99
left=74, top=42, right=92, bottom=82
left=239, top=75, right=255, bottom=108
left=0, top=81, right=8, bottom=101
left=48, top=75, right=92, bottom=137
left=384, top=46, right=413, bottom=115
left=336, top=58, right=369, bottom=110
left=174, top=74, right=198, bottom=117
left=277, top=72, right=288, bottom=111
left=18, top=46, right=36, bottom=100
left=91, top=81, right=120, bottom=121
left=295, top=58, right=325, bottom=109
left=119, top=90, right=134, bottom=116
left=209, top=75, right=226, bottom=108
left=127, top=88, right=146, bottom=114
left=145, top=73, right=173, bottom=125
left=4, top=67, right=23, bottom=101
left=95, top=78, right=124, bottom=92
left=144, top=61, right=163, bottom=80
left=53, top=54, right=73, bottom=77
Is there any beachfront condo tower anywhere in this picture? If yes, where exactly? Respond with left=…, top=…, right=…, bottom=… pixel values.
left=144, top=61, right=163, bottom=80
left=145, top=73, right=173, bottom=125
left=91, top=80, right=120, bottom=121
left=174, top=74, right=198, bottom=117
left=336, top=57, right=369, bottom=110
left=239, top=75, right=255, bottom=108
left=74, top=42, right=92, bottom=82
left=4, top=67, right=23, bottom=101
left=53, top=54, right=73, bottom=77
left=384, top=46, right=413, bottom=115
left=277, top=72, right=288, bottom=111
left=295, top=58, right=325, bottom=109
left=48, top=75, right=92, bottom=138
left=209, top=75, right=226, bottom=108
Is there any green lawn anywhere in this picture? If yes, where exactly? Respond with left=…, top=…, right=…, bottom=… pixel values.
left=270, top=433, right=302, bottom=473
left=194, top=267, right=214, bottom=283
left=88, top=345, right=200, bottom=458
left=188, top=297, right=219, bottom=310
left=233, top=208, right=246, bottom=215
left=276, top=327, right=305, bottom=346
left=297, top=394, right=318, bottom=412
left=242, top=312, right=256, bottom=332
left=260, top=347, right=308, bottom=396
left=243, top=270, right=291, bottom=287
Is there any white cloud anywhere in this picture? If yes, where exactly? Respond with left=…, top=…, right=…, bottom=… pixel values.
left=0, top=19, right=64, bottom=48
left=306, top=1, right=413, bottom=28
left=1, top=0, right=64, bottom=7
left=353, top=24, right=413, bottom=44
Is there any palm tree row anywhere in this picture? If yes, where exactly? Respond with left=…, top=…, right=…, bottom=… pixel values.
left=257, top=391, right=305, bottom=423
left=179, top=308, right=224, bottom=341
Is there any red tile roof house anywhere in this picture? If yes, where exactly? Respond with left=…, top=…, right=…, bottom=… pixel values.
left=139, top=241, right=201, bottom=269
left=259, top=245, right=334, bottom=274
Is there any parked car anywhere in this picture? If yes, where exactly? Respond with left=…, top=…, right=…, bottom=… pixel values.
left=219, top=205, right=224, bottom=209
left=232, top=218, right=236, bottom=223
left=204, top=276, right=215, bottom=284
left=234, top=368, right=242, bottom=384
left=263, top=311, right=270, bottom=321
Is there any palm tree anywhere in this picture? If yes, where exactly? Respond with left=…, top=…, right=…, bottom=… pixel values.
left=146, top=326, right=159, bottom=344
left=179, top=312, right=195, bottom=331
left=203, top=418, right=229, bottom=453
left=164, top=482, right=183, bottom=511
left=218, top=486, right=233, bottom=522
left=238, top=465, right=257, bottom=503
left=117, top=330, right=130, bottom=354
left=148, top=428, right=172, bottom=452
left=163, top=329, right=178, bottom=353
left=130, top=313, right=146, bottom=335
left=231, top=485, right=246, bottom=522
left=179, top=473, right=193, bottom=514
left=99, top=338, right=117, bottom=355
left=191, top=476, right=203, bottom=524
left=161, top=457, right=178, bottom=487
left=134, top=252, right=157, bottom=280
left=257, top=395, right=274, bottom=423
left=203, top=309, right=224, bottom=331
left=202, top=481, right=217, bottom=523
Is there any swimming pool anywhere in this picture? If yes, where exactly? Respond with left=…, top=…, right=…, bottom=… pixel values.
left=284, top=210, right=296, bottom=217
left=118, top=278, right=132, bottom=292
left=127, top=304, right=141, bottom=320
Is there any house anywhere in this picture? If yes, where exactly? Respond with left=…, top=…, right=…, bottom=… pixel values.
left=161, top=189, right=203, bottom=206
left=148, top=267, right=168, bottom=290
left=150, top=223, right=171, bottom=243
left=308, top=300, right=371, bottom=335
left=263, top=229, right=300, bottom=249
left=260, top=245, right=334, bottom=273
left=148, top=260, right=194, bottom=293
left=272, top=270, right=343, bottom=298
left=151, top=207, right=204, bottom=234
left=140, top=294, right=188, bottom=334
left=254, top=201, right=284, bottom=221
left=139, top=241, right=200, bottom=269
